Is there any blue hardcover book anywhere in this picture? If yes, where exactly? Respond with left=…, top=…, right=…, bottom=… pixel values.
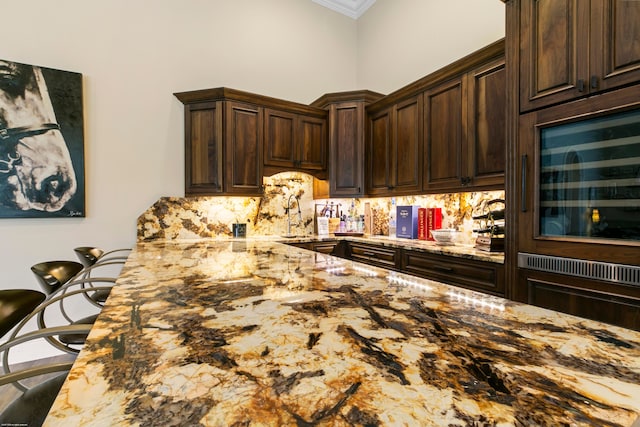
left=396, top=206, right=419, bottom=239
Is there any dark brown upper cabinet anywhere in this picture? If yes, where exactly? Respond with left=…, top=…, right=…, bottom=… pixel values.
left=180, top=100, right=224, bottom=195
left=224, top=101, right=264, bottom=195
left=175, top=87, right=328, bottom=196
left=175, top=89, right=264, bottom=196
left=366, top=95, right=423, bottom=196
left=519, top=0, right=640, bottom=113
left=263, top=108, right=327, bottom=177
left=311, top=91, right=384, bottom=198
left=424, top=57, right=506, bottom=191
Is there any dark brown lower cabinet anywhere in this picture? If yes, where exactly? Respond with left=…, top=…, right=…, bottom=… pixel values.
left=290, top=240, right=504, bottom=296
left=401, top=250, right=505, bottom=296
left=348, top=242, right=400, bottom=270
left=284, top=240, right=339, bottom=255
left=519, top=270, right=640, bottom=331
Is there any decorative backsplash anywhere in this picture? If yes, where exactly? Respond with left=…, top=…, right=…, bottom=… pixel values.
left=137, top=172, right=505, bottom=246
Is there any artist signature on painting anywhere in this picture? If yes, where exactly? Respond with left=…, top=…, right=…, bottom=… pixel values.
left=68, top=210, right=83, bottom=217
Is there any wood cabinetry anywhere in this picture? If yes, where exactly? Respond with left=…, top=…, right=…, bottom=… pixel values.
left=518, top=269, right=640, bottom=331
left=175, top=87, right=328, bottom=196
left=348, top=241, right=400, bottom=270
left=366, top=95, right=423, bottom=196
left=225, top=101, right=264, bottom=195
left=401, top=249, right=505, bottom=296
left=263, top=108, right=327, bottom=174
left=293, top=239, right=505, bottom=296
left=311, top=91, right=384, bottom=198
left=175, top=90, right=264, bottom=196
left=424, top=57, right=506, bottom=191
left=181, top=101, right=224, bottom=195
left=519, top=0, right=640, bottom=112
left=505, top=0, right=640, bottom=330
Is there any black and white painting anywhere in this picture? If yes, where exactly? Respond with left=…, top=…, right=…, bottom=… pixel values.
left=0, top=59, right=84, bottom=218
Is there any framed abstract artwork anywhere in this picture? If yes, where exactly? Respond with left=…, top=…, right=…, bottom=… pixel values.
left=0, top=59, right=85, bottom=218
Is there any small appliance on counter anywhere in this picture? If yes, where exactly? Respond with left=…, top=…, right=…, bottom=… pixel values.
left=473, top=199, right=505, bottom=252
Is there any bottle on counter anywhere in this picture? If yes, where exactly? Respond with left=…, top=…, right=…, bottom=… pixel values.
left=389, top=197, right=397, bottom=237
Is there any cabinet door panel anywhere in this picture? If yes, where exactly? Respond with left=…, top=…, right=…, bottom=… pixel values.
left=331, top=103, right=363, bottom=196
left=298, top=115, right=326, bottom=170
left=264, top=109, right=296, bottom=168
left=519, top=0, right=588, bottom=111
left=593, top=0, right=640, bottom=91
left=469, top=59, right=506, bottom=187
left=522, top=272, right=640, bottom=331
left=424, top=79, right=464, bottom=190
left=185, top=102, right=223, bottom=194
left=225, top=102, right=263, bottom=194
left=394, top=96, right=423, bottom=193
left=367, top=109, right=392, bottom=194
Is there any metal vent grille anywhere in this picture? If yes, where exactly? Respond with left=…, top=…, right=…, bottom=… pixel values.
left=518, top=253, right=640, bottom=287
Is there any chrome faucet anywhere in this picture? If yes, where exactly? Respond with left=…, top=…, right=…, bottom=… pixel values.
left=286, top=194, right=302, bottom=237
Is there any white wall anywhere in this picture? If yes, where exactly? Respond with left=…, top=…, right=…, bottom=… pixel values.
left=0, top=0, right=356, bottom=294
left=0, top=0, right=504, bottom=360
left=357, top=0, right=505, bottom=94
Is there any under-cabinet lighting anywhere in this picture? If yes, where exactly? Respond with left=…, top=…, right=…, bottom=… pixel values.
left=447, top=290, right=505, bottom=312
left=387, top=273, right=432, bottom=292
left=325, top=266, right=346, bottom=275
left=352, top=265, right=379, bottom=277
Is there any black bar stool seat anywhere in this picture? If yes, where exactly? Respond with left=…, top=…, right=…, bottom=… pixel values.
left=30, top=261, right=84, bottom=295
left=0, top=289, right=46, bottom=338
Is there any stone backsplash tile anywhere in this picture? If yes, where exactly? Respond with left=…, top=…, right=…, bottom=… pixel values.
left=138, top=172, right=504, bottom=245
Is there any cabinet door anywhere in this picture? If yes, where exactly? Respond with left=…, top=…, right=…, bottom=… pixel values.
left=330, top=102, right=364, bottom=196
left=591, top=0, right=640, bottom=92
left=519, top=0, right=589, bottom=112
left=184, top=101, right=223, bottom=195
left=402, top=249, right=505, bottom=296
left=298, top=115, right=326, bottom=171
left=467, top=58, right=506, bottom=188
left=264, top=108, right=296, bottom=168
left=423, top=77, right=465, bottom=191
left=224, top=102, right=263, bottom=195
left=367, top=108, right=393, bottom=195
left=519, top=270, right=640, bottom=331
left=393, top=95, right=423, bottom=194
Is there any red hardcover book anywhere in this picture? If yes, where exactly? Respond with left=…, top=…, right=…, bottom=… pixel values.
left=418, top=208, right=427, bottom=240
left=426, top=208, right=442, bottom=240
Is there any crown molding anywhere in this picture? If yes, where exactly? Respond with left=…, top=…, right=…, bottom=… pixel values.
left=312, top=0, right=376, bottom=19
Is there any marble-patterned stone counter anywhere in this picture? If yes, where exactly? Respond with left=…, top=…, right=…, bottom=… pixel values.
left=45, top=239, right=640, bottom=426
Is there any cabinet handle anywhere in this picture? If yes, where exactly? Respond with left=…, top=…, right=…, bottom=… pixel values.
left=362, top=251, right=376, bottom=257
left=577, top=79, right=585, bottom=92
left=357, top=187, right=361, bottom=193
left=590, top=75, right=599, bottom=89
left=521, top=154, right=527, bottom=212
left=432, top=265, right=454, bottom=272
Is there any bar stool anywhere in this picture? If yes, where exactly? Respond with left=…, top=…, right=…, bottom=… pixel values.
left=30, top=261, right=84, bottom=296
left=29, top=260, right=109, bottom=349
left=73, top=246, right=131, bottom=268
left=0, top=290, right=91, bottom=426
left=0, top=289, right=46, bottom=339
left=73, top=246, right=130, bottom=305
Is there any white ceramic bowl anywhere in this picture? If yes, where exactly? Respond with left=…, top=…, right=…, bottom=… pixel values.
left=430, top=229, right=458, bottom=245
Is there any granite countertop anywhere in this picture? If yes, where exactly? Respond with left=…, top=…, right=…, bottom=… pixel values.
left=45, top=239, right=639, bottom=426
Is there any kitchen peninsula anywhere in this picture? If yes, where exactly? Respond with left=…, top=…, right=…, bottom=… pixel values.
left=45, top=238, right=640, bottom=426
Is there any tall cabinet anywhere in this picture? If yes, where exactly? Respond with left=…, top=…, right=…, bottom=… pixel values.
left=311, top=91, right=384, bottom=198
left=519, top=0, right=640, bottom=112
left=505, top=0, right=640, bottom=330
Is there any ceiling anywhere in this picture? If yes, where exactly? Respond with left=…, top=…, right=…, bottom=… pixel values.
left=312, top=0, right=377, bottom=19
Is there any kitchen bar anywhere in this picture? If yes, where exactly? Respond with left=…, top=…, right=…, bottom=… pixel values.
left=44, top=238, right=640, bottom=426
